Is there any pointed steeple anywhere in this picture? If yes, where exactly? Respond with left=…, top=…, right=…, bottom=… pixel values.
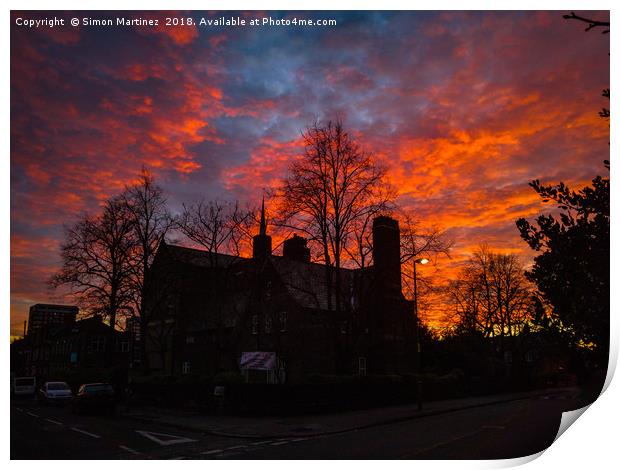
left=253, top=195, right=272, bottom=258
left=259, top=196, right=267, bottom=236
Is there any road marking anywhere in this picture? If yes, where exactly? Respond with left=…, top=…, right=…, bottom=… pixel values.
left=14, top=407, right=23, bottom=412
left=402, top=429, right=484, bottom=458
left=71, top=427, right=101, bottom=438
left=45, top=418, right=63, bottom=425
left=201, top=449, right=223, bottom=455
left=118, top=445, right=142, bottom=456
left=250, top=440, right=274, bottom=446
left=291, top=437, right=309, bottom=442
left=225, top=445, right=247, bottom=451
left=136, top=430, right=197, bottom=446
left=26, top=412, right=39, bottom=418
left=270, top=440, right=289, bottom=446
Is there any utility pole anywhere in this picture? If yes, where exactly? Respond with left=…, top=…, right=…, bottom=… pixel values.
left=413, top=257, right=429, bottom=411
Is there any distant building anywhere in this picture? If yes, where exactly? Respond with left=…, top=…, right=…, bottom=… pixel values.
left=27, top=304, right=78, bottom=336
left=12, top=314, right=130, bottom=384
left=144, top=202, right=417, bottom=382
left=46, top=315, right=129, bottom=380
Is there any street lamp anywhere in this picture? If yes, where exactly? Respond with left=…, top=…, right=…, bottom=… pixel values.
left=413, top=257, right=429, bottom=411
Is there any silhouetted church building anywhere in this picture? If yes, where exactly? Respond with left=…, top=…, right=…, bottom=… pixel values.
left=144, top=202, right=416, bottom=382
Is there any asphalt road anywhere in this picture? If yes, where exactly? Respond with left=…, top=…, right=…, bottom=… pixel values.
left=10, top=397, right=245, bottom=459
left=11, top=390, right=580, bottom=460
left=234, top=393, right=577, bottom=459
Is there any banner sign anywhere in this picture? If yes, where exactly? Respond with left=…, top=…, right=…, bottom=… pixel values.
left=240, top=351, right=276, bottom=370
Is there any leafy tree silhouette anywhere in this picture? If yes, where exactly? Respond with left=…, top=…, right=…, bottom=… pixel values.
left=516, top=12, right=609, bottom=369
left=516, top=171, right=609, bottom=366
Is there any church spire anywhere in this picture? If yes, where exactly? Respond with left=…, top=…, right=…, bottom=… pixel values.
left=252, top=195, right=272, bottom=258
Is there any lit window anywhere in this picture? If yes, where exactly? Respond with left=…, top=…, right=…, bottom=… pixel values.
left=358, top=357, right=367, bottom=376
left=182, top=361, right=191, bottom=375
left=251, top=315, right=258, bottom=335
left=91, top=336, right=105, bottom=352
left=525, top=350, right=535, bottom=363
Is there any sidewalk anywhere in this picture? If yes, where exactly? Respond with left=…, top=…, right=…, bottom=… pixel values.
left=120, top=387, right=580, bottom=439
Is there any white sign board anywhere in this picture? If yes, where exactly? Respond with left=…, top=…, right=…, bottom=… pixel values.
left=240, top=351, right=276, bottom=370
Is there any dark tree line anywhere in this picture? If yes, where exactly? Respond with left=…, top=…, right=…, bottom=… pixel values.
left=52, top=169, right=261, bottom=366
left=516, top=169, right=609, bottom=366
left=447, top=245, right=535, bottom=343
left=515, top=12, right=610, bottom=368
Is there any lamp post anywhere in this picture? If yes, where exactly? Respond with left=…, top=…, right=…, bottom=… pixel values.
left=413, top=257, right=429, bottom=411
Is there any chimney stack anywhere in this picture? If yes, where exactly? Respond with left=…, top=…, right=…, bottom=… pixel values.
left=372, top=216, right=402, bottom=294
left=283, top=234, right=311, bottom=263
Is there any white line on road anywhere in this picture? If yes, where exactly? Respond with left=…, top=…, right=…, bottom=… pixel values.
left=13, top=407, right=23, bottom=412
left=71, top=427, right=101, bottom=439
left=290, top=437, right=309, bottom=442
left=201, top=449, right=223, bottom=455
left=270, top=440, right=289, bottom=446
left=136, top=430, right=196, bottom=446
left=225, top=445, right=247, bottom=451
left=45, top=418, right=63, bottom=425
left=118, top=445, right=142, bottom=456
left=26, top=412, right=39, bottom=418
left=402, top=429, right=484, bottom=458
left=250, top=440, right=274, bottom=446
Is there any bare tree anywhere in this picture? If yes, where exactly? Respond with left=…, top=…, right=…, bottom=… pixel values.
left=121, top=168, right=174, bottom=369
left=51, top=196, right=136, bottom=333
left=177, top=199, right=255, bottom=263
left=275, top=119, right=392, bottom=371
left=563, top=12, right=609, bottom=34
left=447, top=246, right=535, bottom=348
left=399, top=213, right=452, bottom=302
left=563, top=12, right=610, bottom=122
left=344, top=185, right=396, bottom=269
left=277, top=119, right=392, bottom=308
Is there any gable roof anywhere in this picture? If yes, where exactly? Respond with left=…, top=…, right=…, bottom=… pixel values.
left=157, top=243, right=372, bottom=312
left=269, top=256, right=359, bottom=311
left=160, top=243, right=247, bottom=269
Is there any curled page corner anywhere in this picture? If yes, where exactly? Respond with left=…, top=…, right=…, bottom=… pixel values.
left=495, top=405, right=594, bottom=470
left=490, top=390, right=601, bottom=469
left=506, top=449, right=545, bottom=467
left=554, top=404, right=591, bottom=443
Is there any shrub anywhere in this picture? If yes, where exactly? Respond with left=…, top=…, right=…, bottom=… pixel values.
left=213, top=371, right=244, bottom=385
left=303, top=373, right=359, bottom=384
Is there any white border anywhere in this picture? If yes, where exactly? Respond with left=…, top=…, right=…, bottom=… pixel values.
left=4, top=1, right=616, bottom=469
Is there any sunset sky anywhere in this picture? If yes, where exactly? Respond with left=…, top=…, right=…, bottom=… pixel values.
left=10, top=10, right=609, bottom=337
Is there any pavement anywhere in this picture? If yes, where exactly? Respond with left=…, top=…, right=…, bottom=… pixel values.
left=121, top=386, right=583, bottom=439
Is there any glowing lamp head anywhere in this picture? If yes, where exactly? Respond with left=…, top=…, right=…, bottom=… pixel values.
left=416, top=258, right=430, bottom=265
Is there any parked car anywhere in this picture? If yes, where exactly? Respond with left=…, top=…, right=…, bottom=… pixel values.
left=12, top=377, right=36, bottom=398
left=73, top=383, right=116, bottom=414
left=38, top=381, right=73, bottom=404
